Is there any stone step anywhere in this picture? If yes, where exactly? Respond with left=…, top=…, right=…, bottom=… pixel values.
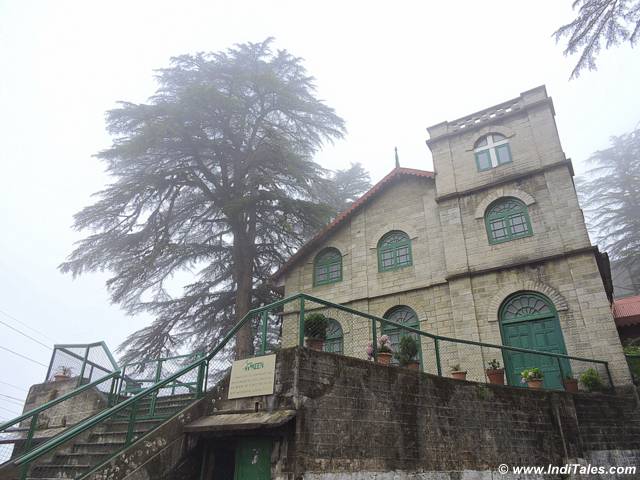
left=72, top=441, right=125, bottom=455
left=30, top=463, right=91, bottom=478
left=49, top=451, right=114, bottom=467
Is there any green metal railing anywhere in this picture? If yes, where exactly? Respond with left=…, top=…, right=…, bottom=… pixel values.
left=0, top=293, right=613, bottom=479
left=44, top=342, right=119, bottom=388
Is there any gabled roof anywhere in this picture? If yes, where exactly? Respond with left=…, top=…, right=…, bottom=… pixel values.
left=272, top=167, right=434, bottom=281
left=613, top=295, right=640, bottom=328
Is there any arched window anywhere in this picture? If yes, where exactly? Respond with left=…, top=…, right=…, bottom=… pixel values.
left=377, top=231, right=412, bottom=272
left=474, top=133, right=512, bottom=171
left=313, top=248, right=342, bottom=286
left=485, top=197, right=533, bottom=244
left=323, top=319, right=343, bottom=354
left=383, top=305, right=422, bottom=366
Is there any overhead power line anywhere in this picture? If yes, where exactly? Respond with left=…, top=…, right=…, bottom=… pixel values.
left=0, top=317, right=52, bottom=351
left=0, top=393, right=24, bottom=403
left=0, top=345, right=48, bottom=367
left=0, top=405, right=20, bottom=416
left=0, top=307, right=57, bottom=344
left=0, top=380, right=27, bottom=393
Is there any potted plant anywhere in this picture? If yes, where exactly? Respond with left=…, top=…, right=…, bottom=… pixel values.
left=563, top=375, right=579, bottom=393
left=485, top=359, right=505, bottom=385
left=54, top=366, right=73, bottom=382
left=304, top=312, right=328, bottom=351
left=521, top=368, right=544, bottom=389
left=450, top=363, right=467, bottom=380
left=395, top=336, right=420, bottom=371
left=579, top=368, right=604, bottom=392
left=376, top=335, right=393, bottom=366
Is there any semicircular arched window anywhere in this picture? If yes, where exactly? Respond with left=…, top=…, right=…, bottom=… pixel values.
left=323, top=318, right=343, bottom=354
left=313, top=248, right=342, bottom=286
left=377, top=230, right=412, bottom=272
left=485, top=197, right=533, bottom=244
left=383, top=305, right=422, bottom=366
left=474, top=133, right=512, bottom=171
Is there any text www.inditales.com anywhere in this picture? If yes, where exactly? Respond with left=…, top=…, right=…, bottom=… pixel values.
left=497, top=463, right=637, bottom=475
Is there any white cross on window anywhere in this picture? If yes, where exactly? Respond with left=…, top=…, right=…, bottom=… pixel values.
left=474, top=134, right=509, bottom=168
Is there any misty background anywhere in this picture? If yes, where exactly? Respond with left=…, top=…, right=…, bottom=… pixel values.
left=1, top=0, right=639, bottom=419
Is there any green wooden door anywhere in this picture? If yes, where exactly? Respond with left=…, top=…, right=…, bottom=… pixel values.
left=500, top=293, right=570, bottom=390
left=234, top=437, right=272, bottom=480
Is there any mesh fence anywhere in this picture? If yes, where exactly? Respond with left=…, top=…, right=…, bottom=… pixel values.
left=118, top=353, right=203, bottom=399
left=45, top=343, right=117, bottom=390
left=290, top=296, right=614, bottom=392
left=625, top=355, right=640, bottom=385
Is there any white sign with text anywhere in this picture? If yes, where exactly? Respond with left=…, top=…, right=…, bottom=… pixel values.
left=227, top=354, right=276, bottom=399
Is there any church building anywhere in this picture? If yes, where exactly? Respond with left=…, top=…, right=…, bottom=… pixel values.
left=274, top=85, right=630, bottom=388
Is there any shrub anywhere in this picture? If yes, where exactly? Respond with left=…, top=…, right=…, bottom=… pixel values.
left=304, top=313, right=328, bottom=339
left=521, top=367, right=544, bottom=382
left=487, top=359, right=501, bottom=370
left=395, top=336, right=419, bottom=366
left=579, top=368, right=605, bottom=392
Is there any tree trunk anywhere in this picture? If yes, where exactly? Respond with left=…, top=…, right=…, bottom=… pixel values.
left=232, top=228, right=255, bottom=359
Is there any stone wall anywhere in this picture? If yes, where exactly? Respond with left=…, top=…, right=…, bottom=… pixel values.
left=288, top=348, right=640, bottom=479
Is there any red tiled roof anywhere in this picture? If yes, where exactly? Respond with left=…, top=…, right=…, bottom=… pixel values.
left=272, top=167, right=435, bottom=281
left=613, top=295, right=640, bottom=328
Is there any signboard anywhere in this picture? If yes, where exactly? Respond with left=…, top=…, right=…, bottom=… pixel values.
left=228, top=354, right=276, bottom=400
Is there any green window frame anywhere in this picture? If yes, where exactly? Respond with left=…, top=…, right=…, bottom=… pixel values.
left=313, top=248, right=342, bottom=286
left=474, top=133, right=512, bottom=172
left=383, top=305, right=423, bottom=368
left=485, top=197, right=533, bottom=244
left=323, top=319, right=343, bottom=354
left=377, top=230, right=413, bottom=272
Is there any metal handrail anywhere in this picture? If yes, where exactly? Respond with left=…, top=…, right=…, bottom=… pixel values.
left=12, top=293, right=264, bottom=467
left=6, top=292, right=613, bottom=477
left=299, top=293, right=612, bottom=367
left=0, top=370, right=121, bottom=433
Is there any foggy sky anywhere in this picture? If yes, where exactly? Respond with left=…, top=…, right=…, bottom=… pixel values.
left=1, top=0, right=639, bottom=416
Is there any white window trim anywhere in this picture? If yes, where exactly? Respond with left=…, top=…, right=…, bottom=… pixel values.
left=474, top=135, right=509, bottom=168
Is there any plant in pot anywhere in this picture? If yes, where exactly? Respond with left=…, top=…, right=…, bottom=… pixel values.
left=304, top=313, right=328, bottom=351
left=376, top=335, right=393, bottom=366
left=563, top=375, right=579, bottom=393
left=521, top=367, right=544, bottom=389
left=579, top=368, right=605, bottom=392
left=54, top=366, right=73, bottom=382
left=485, top=359, right=504, bottom=385
left=450, top=363, right=467, bottom=380
left=395, top=336, right=420, bottom=371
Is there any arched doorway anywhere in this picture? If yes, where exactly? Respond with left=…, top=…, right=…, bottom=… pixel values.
left=499, top=292, right=570, bottom=389
left=383, top=306, right=423, bottom=369
left=323, top=319, right=343, bottom=354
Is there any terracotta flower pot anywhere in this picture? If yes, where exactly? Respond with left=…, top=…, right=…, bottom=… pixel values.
left=486, top=368, right=505, bottom=385
left=451, top=370, right=467, bottom=380
left=405, top=361, right=420, bottom=371
left=305, top=337, right=324, bottom=352
left=527, top=379, right=544, bottom=390
left=563, top=378, right=578, bottom=393
left=377, top=352, right=393, bottom=366
left=54, top=374, right=70, bottom=382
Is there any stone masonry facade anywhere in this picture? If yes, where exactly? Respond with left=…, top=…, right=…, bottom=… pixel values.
left=277, top=86, right=630, bottom=386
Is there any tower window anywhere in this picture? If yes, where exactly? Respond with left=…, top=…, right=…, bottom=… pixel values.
left=485, top=197, right=533, bottom=244
left=474, top=133, right=512, bottom=171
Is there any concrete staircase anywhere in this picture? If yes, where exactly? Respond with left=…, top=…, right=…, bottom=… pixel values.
left=25, top=395, right=194, bottom=480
